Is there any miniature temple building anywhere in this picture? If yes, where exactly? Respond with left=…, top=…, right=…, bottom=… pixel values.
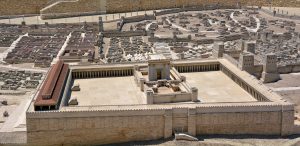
left=148, top=54, right=171, bottom=81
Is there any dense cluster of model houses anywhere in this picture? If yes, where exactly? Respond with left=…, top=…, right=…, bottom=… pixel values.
left=4, top=33, right=66, bottom=68
left=1, top=23, right=99, bottom=67
left=0, top=24, right=23, bottom=47
left=107, top=36, right=152, bottom=63
left=61, top=31, right=97, bottom=63
left=0, top=70, right=42, bottom=90
left=0, top=9, right=299, bottom=68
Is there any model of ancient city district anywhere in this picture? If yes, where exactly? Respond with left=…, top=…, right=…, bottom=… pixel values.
left=0, top=1, right=300, bottom=145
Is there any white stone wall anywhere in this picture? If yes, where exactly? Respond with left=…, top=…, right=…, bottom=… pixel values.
left=27, top=106, right=294, bottom=145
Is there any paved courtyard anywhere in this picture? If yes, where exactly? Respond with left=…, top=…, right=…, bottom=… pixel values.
left=183, top=71, right=257, bottom=103
left=71, top=76, right=145, bottom=106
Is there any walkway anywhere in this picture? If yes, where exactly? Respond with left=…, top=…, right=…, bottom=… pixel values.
left=230, top=11, right=261, bottom=33
left=51, top=32, right=72, bottom=65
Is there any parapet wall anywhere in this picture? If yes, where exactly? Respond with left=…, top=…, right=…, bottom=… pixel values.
left=278, top=64, right=300, bottom=74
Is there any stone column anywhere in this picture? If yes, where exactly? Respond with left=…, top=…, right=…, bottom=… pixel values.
left=191, top=87, right=198, bottom=102
left=140, top=78, right=145, bottom=91
left=146, top=89, right=154, bottom=104
left=164, top=109, right=173, bottom=139
left=188, top=108, right=197, bottom=136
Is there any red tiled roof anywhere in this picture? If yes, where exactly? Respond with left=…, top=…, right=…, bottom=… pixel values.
left=34, top=60, right=69, bottom=107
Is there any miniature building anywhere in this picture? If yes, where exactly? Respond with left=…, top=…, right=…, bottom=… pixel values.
left=245, top=41, right=256, bottom=54
left=134, top=54, right=199, bottom=104
left=212, top=41, right=224, bottom=58
left=148, top=54, right=171, bottom=81
left=26, top=59, right=295, bottom=146
left=34, top=60, right=69, bottom=111
left=261, top=54, right=280, bottom=83
left=238, top=52, right=255, bottom=73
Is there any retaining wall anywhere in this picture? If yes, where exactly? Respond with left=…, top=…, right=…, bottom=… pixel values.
left=26, top=104, right=294, bottom=145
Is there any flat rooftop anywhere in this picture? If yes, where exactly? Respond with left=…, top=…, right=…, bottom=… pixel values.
left=70, top=76, right=145, bottom=106
left=182, top=71, right=257, bottom=103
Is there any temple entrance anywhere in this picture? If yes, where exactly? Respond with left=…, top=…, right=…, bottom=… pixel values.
left=157, top=69, right=162, bottom=80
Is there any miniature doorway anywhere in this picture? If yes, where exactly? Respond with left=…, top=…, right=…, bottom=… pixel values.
left=157, top=69, right=162, bottom=80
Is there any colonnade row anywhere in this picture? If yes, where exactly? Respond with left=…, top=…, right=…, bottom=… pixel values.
left=72, top=69, right=133, bottom=79
left=174, top=64, right=220, bottom=73
left=220, top=65, right=269, bottom=102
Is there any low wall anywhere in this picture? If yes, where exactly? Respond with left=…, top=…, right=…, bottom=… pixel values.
left=154, top=8, right=183, bottom=16
left=153, top=92, right=192, bottom=103
left=223, top=54, right=239, bottom=67
left=123, top=14, right=156, bottom=23
left=278, top=64, right=300, bottom=74
left=118, top=14, right=156, bottom=31
left=103, top=30, right=147, bottom=37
